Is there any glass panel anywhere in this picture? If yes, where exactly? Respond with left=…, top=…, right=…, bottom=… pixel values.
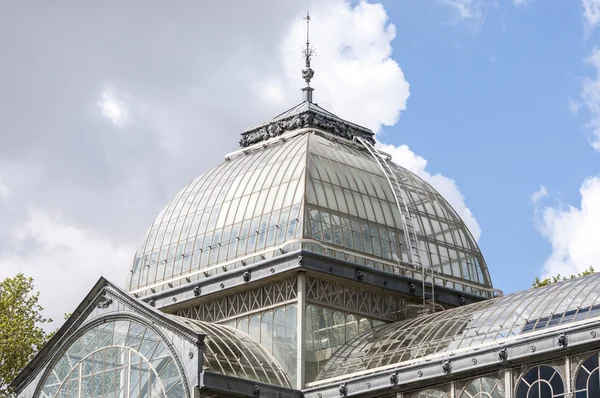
left=316, top=274, right=600, bottom=382
left=129, top=134, right=308, bottom=294
left=40, top=320, right=184, bottom=398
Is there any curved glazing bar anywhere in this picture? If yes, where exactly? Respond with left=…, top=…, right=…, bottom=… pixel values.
left=40, top=319, right=186, bottom=398
left=129, top=128, right=492, bottom=297
left=305, top=133, right=492, bottom=290
left=315, top=273, right=600, bottom=382
left=412, top=389, right=447, bottom=398
left=459, top=376, right=505, bottom=398
left=218, top=304, right=298, bottom=385
left=128, top=134, right=307, bottom=294
left=515, top=365, right=564, bottom=397
left=170, top=316, right=291, bottom=388
left=575, top=352, right=600, bottom=397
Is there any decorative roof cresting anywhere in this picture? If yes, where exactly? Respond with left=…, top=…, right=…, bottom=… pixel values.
left=238, top=12, right=376, bottom=148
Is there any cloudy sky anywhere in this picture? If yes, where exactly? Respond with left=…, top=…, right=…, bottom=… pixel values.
left=1, top=0, right=600, bottom=329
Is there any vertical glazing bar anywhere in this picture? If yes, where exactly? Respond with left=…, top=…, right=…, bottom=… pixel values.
left=505, top=368, right=513, bottom=398
left=565, top=356, right=572, bottom=396
left=297, top=271, right=306, bottom=389
left=78, top=362, right=83, bottom=398
left=126, top=350, right=131, bottom=398
left=450, top=380, right=455, bottom=398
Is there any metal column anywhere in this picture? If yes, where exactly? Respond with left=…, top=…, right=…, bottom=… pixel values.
left=297, top=271, right=306, bottom=389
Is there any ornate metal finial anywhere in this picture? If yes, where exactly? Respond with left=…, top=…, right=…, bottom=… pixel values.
left=302, top=11, right=315, bottom=102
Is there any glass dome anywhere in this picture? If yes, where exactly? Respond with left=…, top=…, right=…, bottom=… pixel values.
left=127, top=105, right=493, bottom=298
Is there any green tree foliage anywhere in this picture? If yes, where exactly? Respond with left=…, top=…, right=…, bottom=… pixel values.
left=532, top=266, right=595, bottom=288
left=0, top=273, right=53, bottom=397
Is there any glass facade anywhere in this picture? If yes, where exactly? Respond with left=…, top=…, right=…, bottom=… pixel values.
left=575, top=352, right=600, bottom=397
left=128, top=131, right=493, bottom=298
left=219, top=304, right=298, bottom=384
left=304, top=304, right=384, bottom=383
left=412, top=390, right=447, bottom=398
left=316, top=273, right=600, bottom=381
left=172, top=316, right=290, bottom=387
left=515, top=366, right=564, bottom=398
left=304, top=133, right=491, bottom=293
left=128, top=134, right=307, bottom=295
left=459, top=376, right=505, bottom=398
left=40, top=320, right=185, bottom=398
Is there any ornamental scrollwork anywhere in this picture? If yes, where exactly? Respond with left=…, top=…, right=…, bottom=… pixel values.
left=239, top=110, right=375, bottom=148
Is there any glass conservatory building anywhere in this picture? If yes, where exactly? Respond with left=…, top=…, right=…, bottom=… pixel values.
left=11, top=66, right=600, bottom=398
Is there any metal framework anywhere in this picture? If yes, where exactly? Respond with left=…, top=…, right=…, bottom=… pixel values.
left=129, top=131, right=494, bottom=300
left=173, top=317, right=291, bottom=387
left=174, top=277, right=297, bottom=322
left=313, top=273, right=600, bottom=383
left=305, top=276, right=408, bottom=321
left=354, top=136, right=437, bottom=313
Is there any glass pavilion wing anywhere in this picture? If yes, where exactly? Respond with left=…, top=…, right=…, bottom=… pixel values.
left=127, top=134, right=308, bottom=295
left=304, top=133, right=492, bottom=293
left=314, top=273, right=600, bottom=382
left=172, top=317, right=291, bottom=388
left=40, top=319, right=186, bottom=398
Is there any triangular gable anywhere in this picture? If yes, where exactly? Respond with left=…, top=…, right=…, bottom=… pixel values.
left=11, top=277, right=204, bottom=398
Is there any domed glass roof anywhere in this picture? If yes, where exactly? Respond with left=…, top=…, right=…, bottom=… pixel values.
left=127, top=103, right=493, bottom=298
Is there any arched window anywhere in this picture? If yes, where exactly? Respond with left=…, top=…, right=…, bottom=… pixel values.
left=332, top=311, right=345, bottom=347
left=249, top=314, right=260, bottom=342
left=459, top=376, right=504, bottom=398
left=261, top=311, right=273, bottom=353
left=515, top=365, right=564, bottom=398
left=40, top=319, right=186, bottom=398
left=413, top=389, right=447, bottom=398
left=575, top=352, right=600, bottom=397
left=346, top=315, right=358, bottom=341
left=359, top=318, right=371, bottom=334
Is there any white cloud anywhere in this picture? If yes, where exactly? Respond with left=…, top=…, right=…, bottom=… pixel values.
left=97, top=85, right=130, bottom=127
left=569, top=98, right=582, bottom=115
left=273, top=1, right=481, bottom=241
left=0, top=0, right=482, bottom=325
left=583, top=0, right=600, bottom=32
left=530, top=185, right=548, bottom=203
left=513, top=0, right=530, bottom=7
left=377, top=142, right=482, bottom=241
left=276, top=0, right=409, bottom=133
left=0, top=178, right=8, bottom=199
left=535, top=177, right=600, bottom=278
left=581, top=47, right=600, bottom=151
left=443, top=0, right=484, bottom=26
left=0, top=209, right=133, bottom=330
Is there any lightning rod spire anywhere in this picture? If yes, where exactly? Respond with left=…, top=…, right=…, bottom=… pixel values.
left=301, top=11, right=315, bottom=102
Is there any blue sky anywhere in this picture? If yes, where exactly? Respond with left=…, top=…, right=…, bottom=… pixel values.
left=371, top=0, right=600, bottom=293
left=1, top=0, right=599, bottom=324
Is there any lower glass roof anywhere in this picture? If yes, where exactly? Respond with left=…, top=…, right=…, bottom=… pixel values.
left=170, top=316, right=291, bottom=388
left=315, top=273, right=600, bottom=383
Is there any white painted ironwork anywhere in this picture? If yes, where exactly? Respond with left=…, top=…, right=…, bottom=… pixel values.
left=306, top=277, right=407, bottom=321
left=176, top=277, right=297, bottom=322
left=354, top=136, right=438, bottom=313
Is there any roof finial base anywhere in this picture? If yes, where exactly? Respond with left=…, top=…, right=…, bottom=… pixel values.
left=302, top=86, right=314, bottom=103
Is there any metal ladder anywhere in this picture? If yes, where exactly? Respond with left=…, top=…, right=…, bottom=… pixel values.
left=354, top=137, right=438, bottom=313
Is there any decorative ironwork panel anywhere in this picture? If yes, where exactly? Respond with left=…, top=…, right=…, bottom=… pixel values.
left=175, top=277, right=297, bottom=322
left=306, top=277, right=407, bottom=321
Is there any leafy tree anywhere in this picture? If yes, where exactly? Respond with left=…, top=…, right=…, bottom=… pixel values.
left=532, top=266, right=595, bottom=288
left=0, top=273, right=52, bottom=397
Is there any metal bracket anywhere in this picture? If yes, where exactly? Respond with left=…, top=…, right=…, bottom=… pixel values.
left=338, top=382, right=348, bottom=396
left=558, top=332, right=568, bottom=347
left=442, top=360, right=452, bottom=374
